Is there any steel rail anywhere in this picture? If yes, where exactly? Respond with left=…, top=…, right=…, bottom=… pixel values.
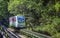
left=0, top=30, right=6, bottom=38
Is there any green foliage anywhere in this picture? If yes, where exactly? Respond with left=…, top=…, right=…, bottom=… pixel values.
left=8, top=0, right=27, bottom=14
left=0, top=0, right=60, bottom=38
left=0, top=0, right=8, bottom=21
left=53, top=33, right=60, bottom=38
left=55, top=1, right=60, bottom=12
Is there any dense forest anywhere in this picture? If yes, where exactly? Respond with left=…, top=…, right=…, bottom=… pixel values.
left=0, top=0, right=60, bottom=38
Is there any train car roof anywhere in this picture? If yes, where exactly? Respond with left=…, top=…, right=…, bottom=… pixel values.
left=9, top=16, right=25, bottom=18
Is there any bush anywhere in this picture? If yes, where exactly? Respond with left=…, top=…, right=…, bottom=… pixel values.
left=53, top=33, right=60, bottom=38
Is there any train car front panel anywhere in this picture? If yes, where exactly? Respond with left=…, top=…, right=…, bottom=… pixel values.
left=17, top=16, right=25, bottom=28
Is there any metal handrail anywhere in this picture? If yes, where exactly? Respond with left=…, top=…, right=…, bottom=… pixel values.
left=21, top=29, right=52, bottom=38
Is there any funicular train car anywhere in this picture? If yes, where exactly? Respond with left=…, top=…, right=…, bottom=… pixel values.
left=9, top=16, right=25, bottom=29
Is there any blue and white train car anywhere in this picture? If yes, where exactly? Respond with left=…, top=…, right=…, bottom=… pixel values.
left=9, top=16, right=25, bottom=29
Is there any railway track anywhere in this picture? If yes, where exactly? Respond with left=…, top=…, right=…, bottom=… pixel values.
left=0, top=25, right=52, bottom=38
left=8, top=28, right=28, bottom=38
left=1, top=25, right=21, bottom=38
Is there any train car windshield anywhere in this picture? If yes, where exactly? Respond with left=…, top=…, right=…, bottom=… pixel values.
left=17, top=16, right=25, bottom=23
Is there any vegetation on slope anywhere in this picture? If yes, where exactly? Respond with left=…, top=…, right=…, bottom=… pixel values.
left=0, top=0, right=60, bottom=38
